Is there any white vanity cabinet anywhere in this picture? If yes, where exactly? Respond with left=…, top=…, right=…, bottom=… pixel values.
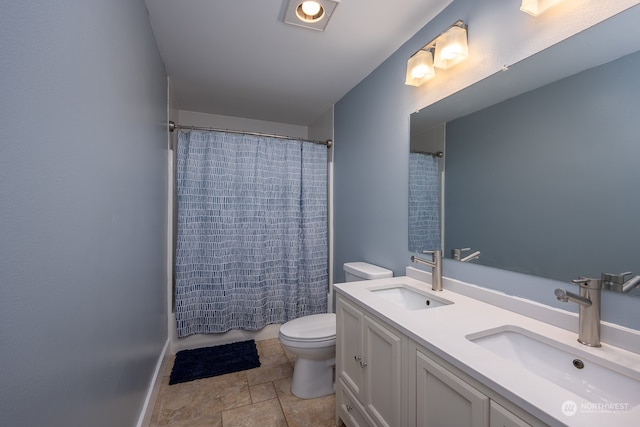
left=414, top=347, right=489, bottom=427
left=489, top=402, right=533, bottom=427
left=408, top=342, right=539, bottom=427
left=336, top=291, right=544, bottom=427
left=336, top=296, right=404, bottom=427
left=337, top=377, right=377, bottom=427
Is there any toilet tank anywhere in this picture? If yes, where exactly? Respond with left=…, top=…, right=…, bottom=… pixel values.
left=343, top=262, right=393, bottom=282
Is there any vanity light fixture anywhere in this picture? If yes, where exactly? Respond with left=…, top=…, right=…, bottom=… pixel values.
left=520, top=0, right=564, bottom=16
left=283, top=0, right=340, bottom=31
left=405, top=49, right=435, bottom=87
left=404, top=20, right=469, bottom=87
left=433, top=23, right=469, bottom=70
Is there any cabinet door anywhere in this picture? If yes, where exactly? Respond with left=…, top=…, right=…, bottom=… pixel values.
left=416, top=349, right=489, bottom=427
left=363, top=315, right=403, bottom=427
left=490, top=401, right=532, bottom=427
left=337, top=378, right=377, bottom=427
left=336, top=297, right=365, bottom=398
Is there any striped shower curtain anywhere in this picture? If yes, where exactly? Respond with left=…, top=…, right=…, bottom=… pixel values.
left=408, top=152, right=441, bottom=252
left=175, top=130, right=328, bottom=337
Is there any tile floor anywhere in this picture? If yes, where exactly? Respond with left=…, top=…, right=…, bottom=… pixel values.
left=150, top=338, right=339, bottom=427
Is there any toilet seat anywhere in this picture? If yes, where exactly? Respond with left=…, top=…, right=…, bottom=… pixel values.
left=279, top=313, right=336, bottom=343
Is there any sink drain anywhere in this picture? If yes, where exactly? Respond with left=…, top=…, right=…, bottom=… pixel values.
left=573, top=359, right=585, bottom=369
left=425, top=300, right=431, bottom=306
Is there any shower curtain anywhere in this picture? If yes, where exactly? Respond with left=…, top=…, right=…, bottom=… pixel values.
left=408, top=153, right=440, bottom=252
left=175, top=130, right=328, bottom=337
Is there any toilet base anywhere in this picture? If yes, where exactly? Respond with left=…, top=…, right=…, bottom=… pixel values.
left=290, top=357, right=335, bottom=399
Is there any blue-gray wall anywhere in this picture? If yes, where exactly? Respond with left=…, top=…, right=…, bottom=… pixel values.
left=334, top=0, right=640, bottom=330
left=0, top=2, right=168, bottom=426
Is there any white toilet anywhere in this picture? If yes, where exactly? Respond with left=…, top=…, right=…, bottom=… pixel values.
left=278, top=262, right=393, bottom=399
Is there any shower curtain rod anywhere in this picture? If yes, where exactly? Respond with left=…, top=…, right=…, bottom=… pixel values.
left=168, top=121, right=332, bottom=148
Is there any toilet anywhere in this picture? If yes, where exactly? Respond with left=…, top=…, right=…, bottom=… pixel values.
left=278, top=262, right=393, bottom=399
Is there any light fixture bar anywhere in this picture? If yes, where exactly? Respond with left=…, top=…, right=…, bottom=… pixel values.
left=404, top=20, right=468, bottom=87
left=411, top=20, right=466, bottom=57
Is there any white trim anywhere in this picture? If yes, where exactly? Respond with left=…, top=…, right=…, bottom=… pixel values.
left=327, top=107, right=335, bottom=313
left=135, top=338, right=170, bottom=427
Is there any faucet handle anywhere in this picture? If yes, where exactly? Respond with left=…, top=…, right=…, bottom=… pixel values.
left=571, top=276, right=601, bottom=289
left=420, top=249, right=441, bottom=256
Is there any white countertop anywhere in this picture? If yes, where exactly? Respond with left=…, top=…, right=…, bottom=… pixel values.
left=334, top=272, right=640, bottom=427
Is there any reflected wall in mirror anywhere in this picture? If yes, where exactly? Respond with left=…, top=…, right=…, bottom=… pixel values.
left=408, top=6, right=640, bottom=292
left=446, top=49, right=640, bottom=283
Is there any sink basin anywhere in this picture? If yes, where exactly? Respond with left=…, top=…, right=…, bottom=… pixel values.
left=467, top=325, right=640, bottom=407
left=369, top=285, right=453, bottom=310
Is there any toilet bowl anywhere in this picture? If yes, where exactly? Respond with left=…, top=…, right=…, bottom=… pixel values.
left=279, top=313, right=336, bottom=399
left=278, top=262, right=393, bottom=399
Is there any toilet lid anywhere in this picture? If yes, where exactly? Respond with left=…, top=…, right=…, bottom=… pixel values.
left=279, top=313, right=336, bottom=342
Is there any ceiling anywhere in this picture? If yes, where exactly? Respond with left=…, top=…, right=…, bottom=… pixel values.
left=145, top=0, right=453, bottom=126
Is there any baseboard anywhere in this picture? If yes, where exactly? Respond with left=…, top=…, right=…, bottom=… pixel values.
left=136, top=338, right=170, bottom=427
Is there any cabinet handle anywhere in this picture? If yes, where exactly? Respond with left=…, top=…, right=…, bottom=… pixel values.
left=360, top=360, right=368, bottom=367
left=346, top=404, right=353, bottom=411
left=354, top=355, right=362, bottom=361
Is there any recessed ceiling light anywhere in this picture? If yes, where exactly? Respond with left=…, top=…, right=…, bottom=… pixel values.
left=283, top=0, right=340, bottom=32
left=299, top=1, right=323, bottom=21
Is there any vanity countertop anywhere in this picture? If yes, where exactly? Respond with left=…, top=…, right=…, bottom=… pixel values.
left=334, top=274, right=640, bottom=427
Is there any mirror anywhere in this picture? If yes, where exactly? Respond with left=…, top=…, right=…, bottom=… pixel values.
left=409, top=6, right=640, bottom=290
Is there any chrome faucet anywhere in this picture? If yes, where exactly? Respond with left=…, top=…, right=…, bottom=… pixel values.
left=554, top=277, right=602, bottom=347
left=451, top=247, right=480, bottom=262
left=601, top=272, right=640, bottom=293
left=411, top=250, right=442, bottom=291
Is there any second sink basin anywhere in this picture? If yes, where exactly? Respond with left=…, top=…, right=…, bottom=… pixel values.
left=467, top=325, right=640, bottom=407
left=369, top=285, right=453, bottom=310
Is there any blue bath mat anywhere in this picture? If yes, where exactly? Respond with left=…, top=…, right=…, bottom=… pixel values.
left=169, top=340, right=261, bottom=385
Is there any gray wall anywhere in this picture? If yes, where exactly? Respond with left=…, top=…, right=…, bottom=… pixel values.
left=0, top=2, right=168, bottom=426
left=333, top=0, right=639, bottom=330
left=334, top=54, right=411, bottom=276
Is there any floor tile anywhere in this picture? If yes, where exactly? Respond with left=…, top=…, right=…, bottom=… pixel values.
left=149, top=338, right=337, bottom=427
left=250, top=382, right=278, bottom=403
left=246, top=347, right=293, bottom=386
left=275, top=378, right=337, bottom=427
left=221, top=399, right=288, bottom=427
left=152, top=371, right=251, bottom=426
left=257, top=341, right=290, bottom=365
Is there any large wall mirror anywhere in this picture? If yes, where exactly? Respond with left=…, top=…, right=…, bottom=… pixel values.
left=409, top=6, right=640, bottom=292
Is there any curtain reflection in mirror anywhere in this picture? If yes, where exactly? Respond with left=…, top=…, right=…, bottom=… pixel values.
left=408, top=152, right=440, bottom=252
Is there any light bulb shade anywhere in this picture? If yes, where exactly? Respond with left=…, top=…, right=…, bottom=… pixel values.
left=296, top=1, right=325, bottom=23
left=301, top=1, right=321, bottom=16
left=433, top=25, right=469, bottom=70
left=405, top=50, right=435, bottom=87
left=520, top=0, right=564, bottom=16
